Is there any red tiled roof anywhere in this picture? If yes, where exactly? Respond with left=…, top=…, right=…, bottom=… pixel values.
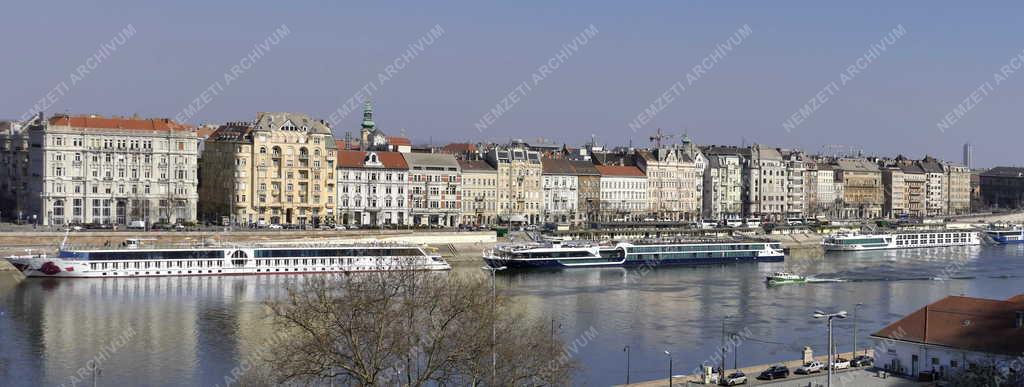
left=442, top=143, right=477, bottom=154
left=50, top=115, right=192, bottom=132
left=595, top=165, right=645, bottom=177
left=872, top=294, right=1024, bottom=356
left=195, top=127, right=217, bottom=139
left=387, top=136, right=411, bottom=146
left=336, top=149, right=408, bottom=169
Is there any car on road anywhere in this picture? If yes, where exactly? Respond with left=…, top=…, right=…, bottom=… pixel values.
left=795, top=360, right=824, bottom=374
left=830, top=358, right=850, bottom=370
left=851, top=355, right=874, bottom=367
left=268, top=224, right=283, bottom=230
left=720, top=371, right=747, bottom=385
left=757, top=365, right=789, bottom=380
left=333, top=224, right=347, bottom=230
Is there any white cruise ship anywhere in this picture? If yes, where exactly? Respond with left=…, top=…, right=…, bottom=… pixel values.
left=823, top=230, right=980, bottom=251
left=5, top=239, right=450, bottom=278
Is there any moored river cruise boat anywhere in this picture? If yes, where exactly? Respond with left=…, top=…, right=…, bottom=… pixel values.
left=4, top=239, right=450, bottom=278
left=985, top=227, right=1024, bottom=245
left=822, top=230, right=980, bottom=252
left=483, top=238, right=784, bottom=269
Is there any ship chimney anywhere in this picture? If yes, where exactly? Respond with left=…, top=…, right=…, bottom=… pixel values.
left=1016, top=311, right=1023, bottom=328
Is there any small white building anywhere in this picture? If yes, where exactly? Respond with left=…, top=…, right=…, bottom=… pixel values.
left=336, top=149, right=410, bottom=226
left=595, top=165, right=647, bottom=222
left=871, top=294, right=1024, bottom=383
left=541, top=158, right=579, bottom=225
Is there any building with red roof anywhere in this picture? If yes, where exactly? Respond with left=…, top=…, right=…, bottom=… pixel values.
left=871, top=294, right=1024, bottom=381
left=0, top=113, right=199, bottom=226
left=336, top=149, right=410, bottom=226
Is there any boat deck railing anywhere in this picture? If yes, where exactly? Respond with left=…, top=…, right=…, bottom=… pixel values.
left=61, top=239, right=424, bottom=252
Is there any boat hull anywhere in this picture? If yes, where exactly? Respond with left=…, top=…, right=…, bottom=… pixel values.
left=5, top=256, right=450, bottom=278
left=483, top=253, right=783, bottom=270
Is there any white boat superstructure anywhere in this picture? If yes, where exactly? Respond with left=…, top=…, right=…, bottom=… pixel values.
left=5, top=241, right=450, bottom=278
left=823, top=230, right=980, bottom=251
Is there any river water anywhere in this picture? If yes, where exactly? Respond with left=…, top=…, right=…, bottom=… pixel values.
left=1, top=244, right=1022, bottom=386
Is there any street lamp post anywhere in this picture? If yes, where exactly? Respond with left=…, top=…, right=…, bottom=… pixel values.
left=721, top=315, right=731, bottom=379
left=853, top=302, right=864, bottom=357
left=664, top=350, right=673, bottom=387
left=623, top=345, right=630, bottom=385
left=814, top=310, right=848, bottom=387
left=481, top=265, right=507, bottom=386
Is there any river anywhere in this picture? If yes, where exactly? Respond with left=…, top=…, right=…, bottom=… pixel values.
left=1, top=244, right=1021, bottom=386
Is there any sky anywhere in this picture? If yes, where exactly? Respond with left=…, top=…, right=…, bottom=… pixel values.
left=2, top=1, right=1022, bottom=167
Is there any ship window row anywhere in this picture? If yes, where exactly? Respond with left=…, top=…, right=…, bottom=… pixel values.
left=631, top=244, right=765, bottom=253
left=633, top=251, right=757, bottom=260
left=837, top=238, right=888, bottom=245
left=509, top=250, right=595, bottom=259
left=253, top=248, right=424, bottom=258
left=897, top=233, right=971, bottom=240
left=254, top=258, right=390, bottom=266
left=896, top=238, right=967, bottom=246
left=90, top=260, right=225, bottom=270
left=86, top=250, right=224, bottom=261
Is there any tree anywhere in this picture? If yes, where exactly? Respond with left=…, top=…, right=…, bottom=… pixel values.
left=253, top=270, right=577, bottom=386
left=945, top=359, right=1024, bottom=387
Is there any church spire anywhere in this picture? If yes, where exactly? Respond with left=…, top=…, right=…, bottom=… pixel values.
left=361, top=100, right=375, bottom=130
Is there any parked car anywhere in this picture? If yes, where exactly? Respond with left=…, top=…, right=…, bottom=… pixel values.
left=795, top=360, right=824, bottom=374
left=268, top=224, right=283, bottom=230
left=127, top=220, right=146, bottom=229
left=720, top=371, right=747, bottom=386
left=851, top=355, right=874, bottom=367
left=757, top=365, right=789, bottom=380
left=830, top=358, right=850, bottom=370
left=63, top=224, right=84, bottom=232
left=333, top=224, right=347, bottom=230
left=642, top=217, right=656, bottom=222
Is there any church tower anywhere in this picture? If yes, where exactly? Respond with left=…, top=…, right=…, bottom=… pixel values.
left=359, top=100, right=375, bottom=145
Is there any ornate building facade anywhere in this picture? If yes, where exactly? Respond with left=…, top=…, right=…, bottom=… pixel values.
left=199, top=112, right=337, bottom=226
left=458, top=159, right=498, bottom=226
left=1, top=114, right=198, bottom=226
left=336, top=149, right=409, bottom=226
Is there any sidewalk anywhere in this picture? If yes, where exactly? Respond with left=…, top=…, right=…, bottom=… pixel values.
left=622, top=350, right=883, bottom=387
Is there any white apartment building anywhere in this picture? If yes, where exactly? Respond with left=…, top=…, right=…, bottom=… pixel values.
left=1, top=114, right=198, bottom=226
left=404, top=152, right=462, bottom=227
left=702, top=150, right=743, bottom=220
left=336, top=149, right=410, bottom=226
left=541, top=158, right=580, bottom=225
left=920, top=157, right=947, bottom=217
left=595, top=165, right=647, bottom=222
left=780, top=150, right=806, bottom=219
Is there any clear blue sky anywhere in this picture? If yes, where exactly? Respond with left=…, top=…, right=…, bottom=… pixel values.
left=3, top=1, right=1022, bottom=167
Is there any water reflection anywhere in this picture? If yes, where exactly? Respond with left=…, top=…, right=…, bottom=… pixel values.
left=0, top=244, right=1021, bottom=386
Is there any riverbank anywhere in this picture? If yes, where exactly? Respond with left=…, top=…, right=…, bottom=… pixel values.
left=622, top=350, right=883, bottom=386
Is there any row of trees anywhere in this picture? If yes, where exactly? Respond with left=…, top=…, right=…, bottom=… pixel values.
left=241, top=269, right=577, bottom=386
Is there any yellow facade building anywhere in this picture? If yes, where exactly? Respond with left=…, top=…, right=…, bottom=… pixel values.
left=200, top=112, right=337, bottom=226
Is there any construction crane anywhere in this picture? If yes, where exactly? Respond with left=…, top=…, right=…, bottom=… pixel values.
left=649, top=128, right=676, bottom=149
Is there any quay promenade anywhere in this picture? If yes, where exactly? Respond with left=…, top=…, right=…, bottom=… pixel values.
left=619, top=349, right=928, bottom=387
